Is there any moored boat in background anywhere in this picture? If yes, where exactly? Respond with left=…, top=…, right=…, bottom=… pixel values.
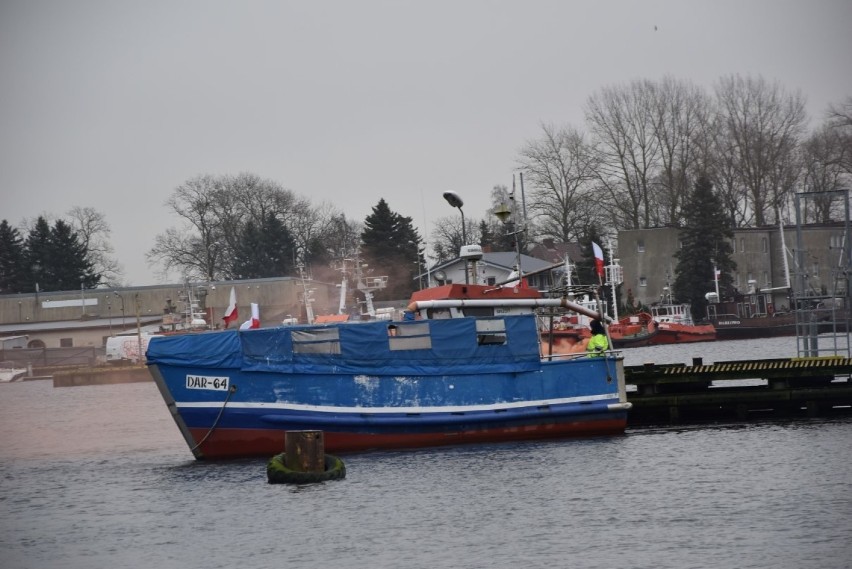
left=650, top=302, right=716, bottom=344
left=706, top=289, right=798, bottom=340
left=649, top=286, right=716, bottom=344
left=608, top=312, right=658, bottom=348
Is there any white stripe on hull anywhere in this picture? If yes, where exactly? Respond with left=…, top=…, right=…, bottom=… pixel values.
left=176, top=392, right=621, bottom=414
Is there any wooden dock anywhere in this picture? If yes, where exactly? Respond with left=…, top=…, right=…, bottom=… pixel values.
left=624, top=356, right=852, bottom=425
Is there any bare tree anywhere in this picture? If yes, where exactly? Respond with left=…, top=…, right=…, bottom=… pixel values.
left=148, top=174, right=225, bottom=281
left=585, top=79, right=661, bottom=229
left=826, top=95, right=852, bottom=175
left=714, top=74, right=807, bottom=226
left=148, top=172, right=350, bottom=281
left=518, top=123, right=601, bottom=241
left=798, top=123, right=851, bottom=222
left=67, top=206, right=124, bottom=286
left=649, top=77, right=713, bottom=226
left=429, top=214, right=479, bottom=260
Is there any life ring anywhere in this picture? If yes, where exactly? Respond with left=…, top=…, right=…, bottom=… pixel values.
left=767, top=303, right=775, bottom=316
left=267, top=453, right=346, bottom=484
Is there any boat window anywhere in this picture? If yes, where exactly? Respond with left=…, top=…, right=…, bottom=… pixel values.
left=476, top=319, right=507, bottom=346
left=427, top=308, right=452, bottom=319
left=389, top=322, right=432, bottom=351
left=292, top=328, right=341, bottom=354
left=463, top=307, right=495, bottom=318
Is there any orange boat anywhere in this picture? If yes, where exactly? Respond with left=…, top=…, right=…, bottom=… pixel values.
left=650, top=302, right=716, bottom=344
left=608, top=312, right=658, bottom=348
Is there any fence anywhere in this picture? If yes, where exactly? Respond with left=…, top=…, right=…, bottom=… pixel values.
left=0, top=347, right=103, bottom=368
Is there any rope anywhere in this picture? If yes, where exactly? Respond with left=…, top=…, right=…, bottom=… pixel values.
left=190, top=384, right=237, bottom=452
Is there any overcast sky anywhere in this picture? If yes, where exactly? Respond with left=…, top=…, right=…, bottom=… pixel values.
left=2, top=0, right=851, bottom=286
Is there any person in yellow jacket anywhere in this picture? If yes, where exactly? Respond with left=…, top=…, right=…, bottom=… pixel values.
left=586, top=319, right=609, bottom=357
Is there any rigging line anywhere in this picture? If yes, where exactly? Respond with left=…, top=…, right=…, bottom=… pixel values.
left=190, top=384, right=237, bottom=452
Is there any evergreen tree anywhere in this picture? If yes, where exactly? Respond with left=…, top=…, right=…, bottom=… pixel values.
left=674, top=175, right=736, bottom=321
left=25, top=217, right=52, bottom=292
left=48, top=219, right=100, bottom=291
left=232, top=213, right=296, bottom=278
left=24, top=216, right=100, bottom=292
left=478, top=220, right=494, bottom=250
left=360, top=199, right=423, bottom=300
left=0, top=220, right=27, bottom=293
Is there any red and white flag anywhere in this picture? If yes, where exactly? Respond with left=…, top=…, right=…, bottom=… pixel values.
left=222, top=286, right=238, bottom=328
left=592, top=242, right=605, bottom=278
left=240, top=303, right=260, bottom=330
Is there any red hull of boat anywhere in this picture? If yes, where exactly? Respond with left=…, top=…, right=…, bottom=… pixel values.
left=187, top=418, right=628, bottom=459
left=650, top=323, right=717, bottom=344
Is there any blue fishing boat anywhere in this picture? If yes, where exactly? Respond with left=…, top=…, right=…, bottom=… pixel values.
left=147, top=282, right=631, bottom=459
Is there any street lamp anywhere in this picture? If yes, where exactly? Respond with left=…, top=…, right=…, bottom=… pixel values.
left=443, top=191, right=468, bottom=283
left=114, top=292, right=125, bottom=329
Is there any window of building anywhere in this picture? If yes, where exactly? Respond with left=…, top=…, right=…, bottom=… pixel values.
left=734, top=273, right=741, bottom=288
left=60, top=338, right=73, bottom=347
left=762, top=237, right=768, bottom=252
left=764, top=271, right=770, bottom=287
left=812, top=262, right=819, bottom=279
left=639, top=277, right=647, bottom=287
left=740, top=238, right=745, bottom=253
left=637, top=240, right=645, bottom=253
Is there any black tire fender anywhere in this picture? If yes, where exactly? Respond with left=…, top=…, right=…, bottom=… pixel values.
left=266, top=453, right=346, bottom=484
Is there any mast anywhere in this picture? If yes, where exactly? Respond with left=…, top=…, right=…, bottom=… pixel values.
left=604, top=239, right=623, bottom=321
left=779, top=218, right=791, bottom=289
left=298, top=263, right=315, bottom=324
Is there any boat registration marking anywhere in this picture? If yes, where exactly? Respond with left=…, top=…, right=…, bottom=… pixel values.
left=186, top=375, right=229, bottom=391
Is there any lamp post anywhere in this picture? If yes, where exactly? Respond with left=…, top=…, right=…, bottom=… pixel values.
left=114, top=292, right=125, bottom=330
left=443, top=191, right=468, bottom=283
left=135, top=293, right=142, bottom=363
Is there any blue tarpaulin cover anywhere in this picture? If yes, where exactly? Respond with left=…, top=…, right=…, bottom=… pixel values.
left=147, top=315, right=543, bottom=376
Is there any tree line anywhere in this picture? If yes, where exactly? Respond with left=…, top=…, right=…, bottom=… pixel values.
left=1, top=74, right=849, bottom=306
left=0, top=216, right=100, bottom=293
left=429, top=76, right=851, bottom=260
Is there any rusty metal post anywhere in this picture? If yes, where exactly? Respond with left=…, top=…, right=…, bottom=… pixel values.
left=284, top=430, right=325, bottom=472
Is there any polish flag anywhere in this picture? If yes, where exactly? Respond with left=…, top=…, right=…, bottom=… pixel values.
left=240, top=303, right=260, bottom=330
left=222, top=287, right=238, bottom=328
left=592, top=242, right=605, bottom=278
